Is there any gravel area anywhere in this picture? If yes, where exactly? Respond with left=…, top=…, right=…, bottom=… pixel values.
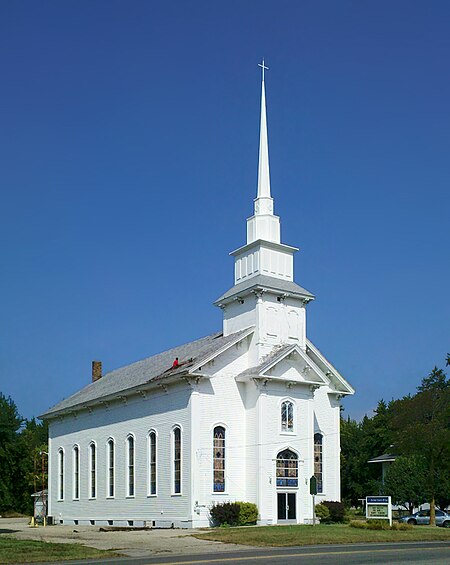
left=0, top=517, right=244, bottom=558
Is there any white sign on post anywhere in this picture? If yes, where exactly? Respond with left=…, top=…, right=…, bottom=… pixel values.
left=366, top=496, right=392, bottom=526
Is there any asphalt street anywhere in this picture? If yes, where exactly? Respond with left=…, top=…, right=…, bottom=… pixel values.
left=52, top=541, right=450, bottom=565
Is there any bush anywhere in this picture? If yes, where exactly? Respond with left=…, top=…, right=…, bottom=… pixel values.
left=210, top=501, right=258, bottom=526
left=349, top=520, right=367, bottom=529
left=237, top=502, right=258, bottom=525
left=320, top=501, right=346, bottom=523
left=349, top=520, right=412, bottom=531
left=315, top=503, right=331, bottom=522
left=210, top=502, right=240, bottom=526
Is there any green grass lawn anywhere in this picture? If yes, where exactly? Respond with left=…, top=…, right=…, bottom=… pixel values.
left=0, top=537, right=120, bottom=563
left=194, top=523, right=450, bottom=547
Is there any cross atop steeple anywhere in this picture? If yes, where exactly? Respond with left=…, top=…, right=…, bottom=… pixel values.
left=258, top=59, right=269, bottom=82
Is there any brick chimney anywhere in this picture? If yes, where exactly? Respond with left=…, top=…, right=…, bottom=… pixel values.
left=92, top=361, right=102, bottom=382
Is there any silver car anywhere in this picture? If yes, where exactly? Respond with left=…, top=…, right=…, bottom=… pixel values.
left=399, top=509, right=450, bottom=527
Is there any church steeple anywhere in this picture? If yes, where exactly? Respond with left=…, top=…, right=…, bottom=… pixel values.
left=256, top=60, right=272, bottom=211
left=215, top=61, right=314, bottom=353
left=247, top=60, right=280, bottom=244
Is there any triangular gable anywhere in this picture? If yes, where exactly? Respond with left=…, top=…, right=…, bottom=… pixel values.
left=236, top=343, right=330, bottom=387
left=261, top=345, right=330, bottom=386
left=305, top=339, right=355, bottom=395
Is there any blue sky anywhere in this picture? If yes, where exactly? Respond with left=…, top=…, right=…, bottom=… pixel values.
left=1, top=1, right=449, bottom=422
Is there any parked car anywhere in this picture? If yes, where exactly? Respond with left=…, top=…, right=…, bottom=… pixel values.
left=399, top=509, right=450, bottom=527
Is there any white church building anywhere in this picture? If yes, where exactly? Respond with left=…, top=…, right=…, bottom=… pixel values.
left=41, top=65, right=354, bottom=528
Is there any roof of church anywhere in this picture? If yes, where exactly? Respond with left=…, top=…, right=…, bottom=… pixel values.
left=215, top=274, right=314, bottom=305
left=237, top=344, right=294, bottom=379
left=40, top=329, right=251, bottom=418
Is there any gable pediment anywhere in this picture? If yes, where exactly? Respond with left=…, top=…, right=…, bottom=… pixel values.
left=262, top=349, right=327, bottom=385
left=236, top=344, right=329, bottom=388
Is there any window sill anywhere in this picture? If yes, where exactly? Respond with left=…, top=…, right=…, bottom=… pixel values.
left=88, top=497, right=97, bottom=500
left=212, top=492, right=229, bottom=495
left=171, top=493, right=182, bottom=497
left=72, top=498, right=79, bottom=502
left=106, top=496, right=115, bottom=499
left=147, top=494, right=157, bottom=498
left=126, top=496, right=135, bottom=499
left=280, top=431, right=296, bottom=436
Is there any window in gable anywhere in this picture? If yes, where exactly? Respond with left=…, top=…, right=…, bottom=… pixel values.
left=281, top=400, right=294, bottom=432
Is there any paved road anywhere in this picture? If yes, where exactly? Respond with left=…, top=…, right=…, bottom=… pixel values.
left=53, top=542, right=450, bottom=565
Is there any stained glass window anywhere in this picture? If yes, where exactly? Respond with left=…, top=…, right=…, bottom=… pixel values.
left=213, top=426, right=225, bottom=492
left=281, top=401, right=294, bottom=432
left=276, top=449, right=298, bottom=487
left=314, top=433, right=323, bottom=493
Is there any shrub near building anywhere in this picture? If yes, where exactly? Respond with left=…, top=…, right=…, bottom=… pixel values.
left=210, top=502, right=258, bottom=526
left=315, top=501, right=346, bottom=523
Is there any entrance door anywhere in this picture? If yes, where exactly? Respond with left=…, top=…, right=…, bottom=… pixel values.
left=277, top=492, right=296, bottom=521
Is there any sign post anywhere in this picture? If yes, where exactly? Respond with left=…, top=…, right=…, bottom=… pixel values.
left=310, top=476, right=317, bottom=526
left=366, top=496, right=392, bottom=526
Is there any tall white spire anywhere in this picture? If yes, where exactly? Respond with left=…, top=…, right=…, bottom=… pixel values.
left=257, top=59, right=271, bottom=203
left=247, top=60, right=279, bottom=243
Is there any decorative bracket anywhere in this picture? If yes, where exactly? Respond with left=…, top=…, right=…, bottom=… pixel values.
left=253, top=289, right=265, bottom=302
left=158, top=383, right=168, bottom=394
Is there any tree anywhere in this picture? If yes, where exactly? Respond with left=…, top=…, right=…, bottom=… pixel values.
left=340, top=400, right=394, bottom=506
left=389, top=360, right=450, bottom=525
left=0, top=394, right=48, bottom=515
left=0, top=393, right=24, bottom=513
left=382, top=455, right=428, bottom=513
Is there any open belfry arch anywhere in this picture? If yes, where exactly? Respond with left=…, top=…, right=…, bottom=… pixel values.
left=41, top=62, right=354, bottom=528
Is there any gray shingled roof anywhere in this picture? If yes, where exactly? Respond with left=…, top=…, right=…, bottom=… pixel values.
left=236, top=344, right=294, bottom=379
left=215, top=274, right=314, bottom=304
left=368, top=453, right=397, bottom=464
left=40, top=329, right=251, bottom=418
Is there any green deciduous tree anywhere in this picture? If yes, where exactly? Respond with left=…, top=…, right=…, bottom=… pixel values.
left=389, top=361, right=450, bottom=525
left=340, top=400, right=394, bottom=506
left=382, top=455, right=428, bottom=513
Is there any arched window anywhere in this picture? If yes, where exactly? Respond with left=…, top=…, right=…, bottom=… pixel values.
left=127, top=435, right=135, bottom=497
left=213, top=426, right=225, bottom=492
left=281, top=400, right=294, bottom=432
left=276, top=449, right=298, bottom=487
left=73, top=445, right=79, bottom=500
left=58, top=448, right=64, bottom=500
left=89, top=442, right=96, bottom=498
left=149, top=431, right=157, bottom=495
left=314, top=433, right=323, bottom=493
left=173, top=427, right=181, bottom=494
left=107, top=439, right=115, bottom=498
